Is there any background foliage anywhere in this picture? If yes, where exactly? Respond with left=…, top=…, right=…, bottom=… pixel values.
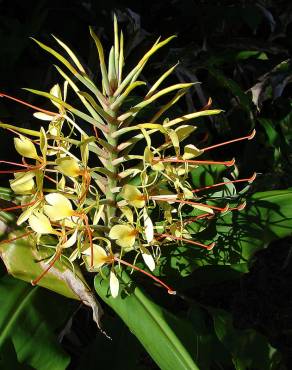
left=1, top=0, right=292, bottom=369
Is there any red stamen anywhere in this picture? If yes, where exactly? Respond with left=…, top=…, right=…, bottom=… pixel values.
left=183, top=212, right=214, bottom=225
left=0, top=199, right=38, bottom=212
left=0, top=92, right=58, bottom=116
left=155, top=232, right=215, bottom=250
left=150, top=197, right=229, bottom=212
left=202, top=129, right=256, bottom=152
left=228, top=202, right=246, bottom=211
left=192, top=173, right=257, bottom=193
left=156, top=158, right=235, bottom=167
left=0, top=160, right=41, bottom=174
left=114, top=256, right=176, bottom=295
left=0, top=231, right=34, bottom=245
left=31, top=248, right=62, bottom=286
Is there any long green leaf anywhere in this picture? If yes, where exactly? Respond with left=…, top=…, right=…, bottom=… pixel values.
left=94, top=272, right=200, bottom=370
left=0, top=275, right=73, bottom=370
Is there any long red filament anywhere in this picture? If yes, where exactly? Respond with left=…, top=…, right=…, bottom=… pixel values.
left=0, top=231, right=34, bottom=245
left=202, top=129, right=256, bottom=152
left=0, top=199, right=38, bottom=212
left=154, top=232, right=215, bottom=250
left=0, top=92, right=58, bottom=116
left=192, top=173, right=257, bottom=193
left=114, top=256, right=176, bottom=294
left=31, top=248, right=62, bottom=286
left=156, top=158, right=235, bottom=167
left=150, top=197, right=229, bottom=212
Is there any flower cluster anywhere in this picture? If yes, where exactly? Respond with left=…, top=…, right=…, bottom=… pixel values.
left=0, top=17, right=256, bottom=297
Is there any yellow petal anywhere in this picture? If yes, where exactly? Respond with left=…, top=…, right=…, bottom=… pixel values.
left=82, top=244, right=108, bottom=269
left=55, top=157, right=80, bottom=177
left=109, top=224, right=136, bottom=249
left=63, top=229, right=78, bottom=248
left=121, top=184, right=145, bottom=208
left=10, top=172, right=35, bottom=194
left=141, top=249, right=155, bottom=271
left=33, top=112, right=53, bottom=121
left=183, top=144, right=203, bottom=160
left=44, top=193, right=73, bottom=221
left=143, top=209, right=154, bottom=243
left=14, top=135, right=39, bottom=159
left=110, top=271, right=119, bottom=298
left=28, top=212, right=53, bottom=234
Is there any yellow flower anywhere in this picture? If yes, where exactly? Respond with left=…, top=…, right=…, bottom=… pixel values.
left=28, top=212, right=54, bottom=234
left=110, top=270, right=119, bottom=298
left=14, top=135, right=39, bottom=160
left=44, top=193, right=74, bottom=221
left=82, top=244, right=109, bottom=269
left=55, top=157, right=80, bottom=177
left=109, top=224, right=137, bottom=249
left=10, top=172, right=35, bottom=194
left=121, top=184, right=145, bottom=208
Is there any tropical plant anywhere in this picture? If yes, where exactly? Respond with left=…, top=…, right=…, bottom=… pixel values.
left=1, top=15, right=283, bottom=370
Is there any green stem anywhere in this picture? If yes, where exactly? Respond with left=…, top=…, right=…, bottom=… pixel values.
left=105, top=104, right=118, bottom=226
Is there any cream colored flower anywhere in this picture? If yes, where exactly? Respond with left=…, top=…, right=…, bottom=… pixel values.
left=110, top=270, right=119, bottom=298
left=14, top=135, right=39, bottom=160
left=28, top=212, right=54, bottom=234
left=82, top=244, right=109, bottom=269
left=55, top=157, right=80, bottom=177
left=44, top=193, right=74, bottom=221
left=109, top=224, right=137, bottom=249
left=10, top=172, right=35, bottom=194
left=121, top=184, right=145, bottom=208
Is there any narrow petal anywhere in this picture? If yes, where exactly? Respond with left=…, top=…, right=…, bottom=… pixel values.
left=28, top=212, right=53, bottom=234
left=110, top=270, right=119, bottom=298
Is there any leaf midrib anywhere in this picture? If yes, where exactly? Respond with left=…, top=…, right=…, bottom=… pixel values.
left=120, top=279, right=199, bottom=370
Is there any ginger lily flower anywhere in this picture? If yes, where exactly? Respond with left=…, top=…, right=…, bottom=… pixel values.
left=55, top=157, right=81, bottom=178
left=82, top=244, right=110, bottom=270
left=109, top=224, right=137, bottom=249
left=110, top=270, right=119, bottom=298
left=28, top=212, right=54, bottom=234
left=14, top=135, right=39, bottom=160
left=10, top=172, right=35, bottom=194
left=121, top=184, right=145, bottom=208
left=44, top=193, right=74, bottom=221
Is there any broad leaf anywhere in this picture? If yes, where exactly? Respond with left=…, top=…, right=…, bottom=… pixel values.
left=0, top=275, right=74, bottom=370
left=94, top=271, right=200, bottom=370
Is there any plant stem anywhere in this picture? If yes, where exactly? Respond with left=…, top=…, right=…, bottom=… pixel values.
left=105, top=103, right=118, bottom=226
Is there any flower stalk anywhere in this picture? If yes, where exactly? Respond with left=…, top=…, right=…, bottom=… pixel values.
left=0, top=17, right=256, bottom=299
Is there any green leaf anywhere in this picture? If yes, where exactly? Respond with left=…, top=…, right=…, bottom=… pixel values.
left=210, top=308, right=278, bottom=370
left=0, top=275, right=74, bottom=370
left=94, top=272, right=200, bottom=370
left=217, top=189, right=292, bottom=261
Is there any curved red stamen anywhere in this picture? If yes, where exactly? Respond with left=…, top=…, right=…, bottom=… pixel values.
left=192, top=173, right=257, bottom=193
left=0, top=92, right=58, bottom=116
left=114, top=256, right=176, bottom=294
left=31, top=248, right=62, bottom=286
left=0, top=231, right=34, bottom=245
left=156, top=158, right=235, bottom=167
left=155, top=232, right=215, bottom=250
left=202, top=129, right=256, bottom=152
left=150, top=197, right=229, bottom=212
left=0, top=199, right=38, bottom=212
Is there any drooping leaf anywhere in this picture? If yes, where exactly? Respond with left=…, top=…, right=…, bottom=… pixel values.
left=94, top=271, right=200, bottom=370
